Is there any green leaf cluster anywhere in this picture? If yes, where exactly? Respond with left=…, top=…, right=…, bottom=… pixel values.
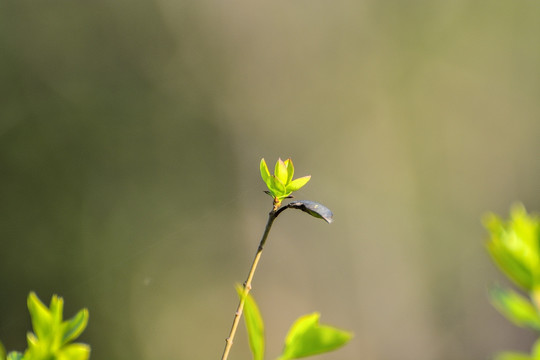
left=485, top=204, right=540, bottom=291
left=237, top=287, right=352, bottom=360
left=485, top=204, right=540, bottom=359
left=260, top=158, right=311, bottom=209
left=0, top=292, right=90, bottom=360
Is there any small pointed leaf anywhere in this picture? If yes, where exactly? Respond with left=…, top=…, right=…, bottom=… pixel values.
left=260, top=159, right=272, bottom=187
left=287, top=176, right=311, bottom=192
left=260, top=159, right=270, bottom=181
left=236, top=285, right=265, bottom=360
left=275, top=158, right=289, bottom=185
left=27, top=292, right=53, bottom=340
left=62, top=308, right=89, bottom=345
left=490, top=286, right=540, bottom=330
left=279, top=313, right=352, bottom=360
left=287, top=200, right=334, bottom=224
left=284, top=158, right=294, bottom=184
left=49, top=295, right=64, bottom=326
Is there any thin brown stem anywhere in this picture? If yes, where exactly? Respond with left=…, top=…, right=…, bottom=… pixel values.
left=220, top=209, right=278, bottom=360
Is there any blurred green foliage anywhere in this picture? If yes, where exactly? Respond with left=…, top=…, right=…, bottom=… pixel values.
left=486, top=205, right=540, bottom=359
left=238, top=288, right=352, bottom=360
left=0, top=2, right=236, bottom=359
left=1, top=0, right=540, bottom=359
left=486, top=205, right=540, bottom=292
left=278, top=312, right=352, bottom=360
left=1, top=293, right=89, bottom=360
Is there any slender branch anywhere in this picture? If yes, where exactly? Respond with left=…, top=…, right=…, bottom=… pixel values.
left=220, top=209, right=279, bottom=360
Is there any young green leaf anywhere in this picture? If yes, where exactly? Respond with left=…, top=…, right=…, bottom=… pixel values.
left=0, top=341, right=5, bottom=360
left=62, top=308, right=89, bottom=346
left=284, top=159, right=294, bottom=184
left=278, top=313, right=352, bottom=360
left=236, top=285, right=265, bottom=360
left=275, top=158, right=289, bottom=186
left=487, top=241, right=534, bottom=292
left=286, top=176, right=311, bottom=193
left=260, top=159, right=271, bottom=187
left=27, top=292, right=54, bottom=340
left=490, top=286, right=540, bottom=330
left=49, top=294, right=64, bottom=326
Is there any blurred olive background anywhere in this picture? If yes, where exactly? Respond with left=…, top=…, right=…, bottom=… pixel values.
left=1, top=1, right=540, bottom=359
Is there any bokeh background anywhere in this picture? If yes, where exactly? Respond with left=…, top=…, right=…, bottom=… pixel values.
left=1, top=1, right=540, bottom=359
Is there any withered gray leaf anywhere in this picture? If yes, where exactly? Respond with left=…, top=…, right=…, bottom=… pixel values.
left=286, top=200, right=333, bottom=224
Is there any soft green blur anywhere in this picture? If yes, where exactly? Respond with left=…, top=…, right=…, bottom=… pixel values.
left=485, top=206, right=540, bottom=360
left=2, top=292, right=90, bottom=360
left=1, top=1, right=539, bottom=360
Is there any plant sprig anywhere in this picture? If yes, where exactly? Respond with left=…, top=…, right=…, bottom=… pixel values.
left=221, top=158, right=350, bottom=360
left=239, top=289, right=353, bottom=360
left=260, top=158, right=311, bottom=210
left=485, top=204, right=540, bottom=360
